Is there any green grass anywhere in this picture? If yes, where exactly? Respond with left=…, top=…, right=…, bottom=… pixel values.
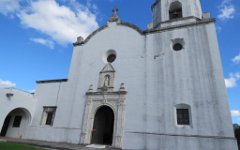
left=0, top=142, right=44, bottom=150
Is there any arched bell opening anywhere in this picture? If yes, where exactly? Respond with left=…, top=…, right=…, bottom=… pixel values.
left=169, top=1, right=183, bottom=20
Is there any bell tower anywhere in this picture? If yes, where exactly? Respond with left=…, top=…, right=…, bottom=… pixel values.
left=152, top=0, right=203, bottom=28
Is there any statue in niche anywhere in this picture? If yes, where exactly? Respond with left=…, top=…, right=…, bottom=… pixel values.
left=103, top=75, right=110, bottom=87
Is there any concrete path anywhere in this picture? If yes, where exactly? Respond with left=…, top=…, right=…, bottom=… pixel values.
left=0, top=137, right=120, bottom=150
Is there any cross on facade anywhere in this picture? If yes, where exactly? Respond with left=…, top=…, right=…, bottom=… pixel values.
left=112, top=8, right=118, bottom=16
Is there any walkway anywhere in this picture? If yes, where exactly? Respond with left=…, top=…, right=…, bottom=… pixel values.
left=0, top=137, right=120, bottom=150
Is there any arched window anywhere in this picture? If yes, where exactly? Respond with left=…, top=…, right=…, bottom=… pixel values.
left=175, top=104, right=191, bottom=125
left=169, top=1, right=183, bottom=20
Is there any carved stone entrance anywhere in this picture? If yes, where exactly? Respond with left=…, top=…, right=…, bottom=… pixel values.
left=80, top=87, right=127, bottom=148
left=91, top=106, right=114, bottom=145
left=80, top=63, right=127, bottom=148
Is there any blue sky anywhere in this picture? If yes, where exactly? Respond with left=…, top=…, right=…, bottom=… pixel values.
left=0, top=0, right=239, bottom=124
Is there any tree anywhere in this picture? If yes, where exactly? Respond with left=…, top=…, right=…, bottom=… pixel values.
left=234, top=124, right=240, bottom=150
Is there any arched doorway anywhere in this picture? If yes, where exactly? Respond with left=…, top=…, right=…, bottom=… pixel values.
left=91, top=106, right=114, bottom=145
left=0, top=115, right=11, bottom=136
left=0, top=108, right=31, bottom=138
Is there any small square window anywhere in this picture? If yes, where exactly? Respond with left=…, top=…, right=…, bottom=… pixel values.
left=46, top=111, right=54, bottom=125
left=41, top=107, right=56, bottom=126
left=177, top=109, right=190, bottom=125
left=13, top=116, right=22, bottom=127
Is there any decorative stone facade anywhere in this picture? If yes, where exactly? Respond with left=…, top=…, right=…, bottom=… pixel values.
left=81, top=84, right=127, bottom=148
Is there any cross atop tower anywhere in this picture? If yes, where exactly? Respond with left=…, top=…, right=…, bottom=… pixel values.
left=108, top=7, right=120, bottom=22
left=112, top=8, right=118, bottom=16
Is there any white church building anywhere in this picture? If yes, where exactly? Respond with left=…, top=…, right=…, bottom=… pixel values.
left=0, top=0, right=238, bottom=149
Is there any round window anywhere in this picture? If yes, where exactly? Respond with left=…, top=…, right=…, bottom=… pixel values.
left=104, top=50, right=117, bottom=63
left=173, top=43, right=183, bottom=51
left=107, top=54, right=116, bottom=63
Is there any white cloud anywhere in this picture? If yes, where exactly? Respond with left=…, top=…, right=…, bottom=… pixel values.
left=218, top=5, right=235, bottom=20
left=85, top=0, right=98, bottom=13
left=28, top=89, right=35, bottom=93
left=0, top=79, right=16, bottom=88
left=231, top=110, right=240, bottom=117
left=225, top=73, right=240, bottom=88
left=0, top=0, right=100, bottom=47
left=31, top=38, right=55, bottom=49
left=218, top=0, right=235, bottom=20
left=18, top=0, right=99, bottom=45
left=232, top=53, right=240, bottom=64
left=232, top=110, right=240, bottom=124
left=0, top=0, right=21, bottom=16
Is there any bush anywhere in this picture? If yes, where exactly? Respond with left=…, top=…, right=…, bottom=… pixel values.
left=234, top=124, right=240, bottom=150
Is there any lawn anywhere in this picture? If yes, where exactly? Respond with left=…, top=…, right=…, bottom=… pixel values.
left=0, top=142, right=45, bottom=150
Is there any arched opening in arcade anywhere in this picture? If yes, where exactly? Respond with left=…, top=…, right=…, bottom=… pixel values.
left=0, top=108, right=31, bottom=138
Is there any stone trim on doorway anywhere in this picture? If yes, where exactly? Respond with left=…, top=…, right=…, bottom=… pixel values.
left=80, top=84, right=127, bottom=149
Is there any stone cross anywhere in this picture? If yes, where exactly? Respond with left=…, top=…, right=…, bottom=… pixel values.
left=112, top=8, right=118, bottom=16
left=108, top=8, right=120, bottom=22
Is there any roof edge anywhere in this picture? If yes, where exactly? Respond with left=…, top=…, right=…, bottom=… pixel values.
left=73, top=22, right=143, bottom=47
left=73, top=18, right=215, bottom=47
left=1, top=88, right=34, bottom=95
left=143, top=18, right=215, bottom=34
left=36, top=79, right=68, bottom=84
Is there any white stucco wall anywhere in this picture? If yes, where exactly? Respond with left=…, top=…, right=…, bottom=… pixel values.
left=64, top=21, right=236, bottom=149
left=64, top=22, right=146, bottom=144
left=122, top=22, right=237, bottom=150
left=24, top=81, right=78, bottom=143
left=0, top=88, right=35, bottom=138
